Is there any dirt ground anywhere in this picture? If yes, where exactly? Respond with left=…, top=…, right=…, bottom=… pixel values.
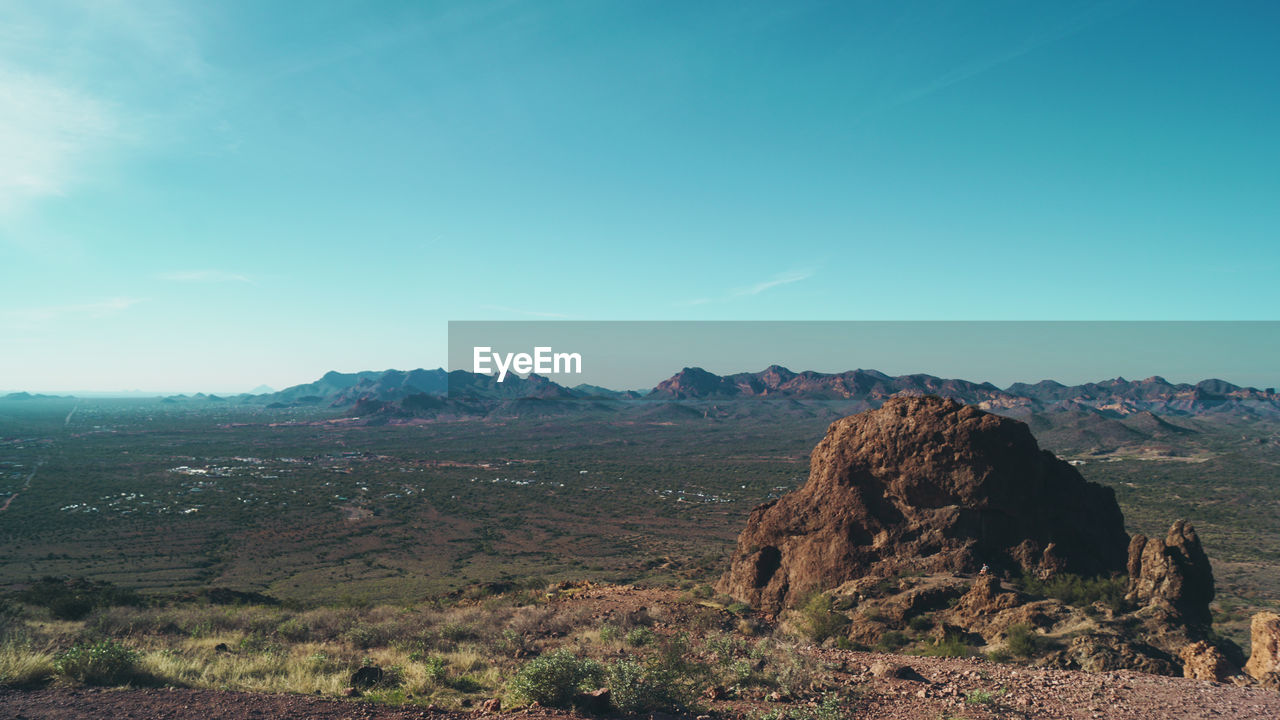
left=4, top=650, right=1279, bottom=720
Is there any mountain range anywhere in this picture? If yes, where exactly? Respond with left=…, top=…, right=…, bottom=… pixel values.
left=230, top=365, right=1280, bottom=422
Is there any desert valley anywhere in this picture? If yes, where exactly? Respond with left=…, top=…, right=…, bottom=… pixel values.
left=3, top=367, right=1280, bottom=718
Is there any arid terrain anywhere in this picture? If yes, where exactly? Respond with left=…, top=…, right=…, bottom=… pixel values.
left=3, top=586, right=1280, bottom=719
left=3, top=388, right=1280, bottom=718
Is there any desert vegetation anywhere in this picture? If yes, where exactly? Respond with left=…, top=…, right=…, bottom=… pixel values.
left=3, top=395, right=1280, bottom=712
left=0, top=577, right=859, bottom=715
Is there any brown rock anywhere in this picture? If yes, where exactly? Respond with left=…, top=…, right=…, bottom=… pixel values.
left=1048, top=634, right=1178, bottom=676
left=869, top=660, right=927, bottom=681
left=350, top=665, right=383, bottom=688
left=1180, top=641, right=1237, bottom=682
left=1245, top=612, right=1280, bottom=682
left=1125, top=520, right=1215, bottom=625
left=954, top=576, right=1021, bottom=617
left=716, top=396, right=1129, bottom=611
left=572, top=688, right=610, bottom=715
left=480, top=698, right=501, bottom=714
left=1255, top=671, right=1280, bottom=690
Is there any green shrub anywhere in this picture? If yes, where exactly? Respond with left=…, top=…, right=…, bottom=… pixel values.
left=605, top=659, right=650, bottom=713
left=1016, top=573, right=1127, bottom=611
left=704, top=633, right=749, bottom=666
left=507, top=649, right=604, bottom=708
left=1004, top=623, right=1043, bottom=658
left=966, top=688, right=1005, bottom=705
left=19, top=578, right=143, bottom=621
left=598, top=623, right=620, bottom=644
left=275, top=616, right=309, bottom=642
left=625, top=627, right=655, bottom=647
left=53, top=639, right=140, bottom=685
left=872, top=630, right=908, bottom=652
left=796, top=592, right=850, bottom=644
left=606, top=635, right=702, bottom=713
left=913, top=631, right=969, bottom=658
left=440, top=622, right=476, bottom=643
left=985, top=648, right=1012, bottom=664
left=237, top=631, right=283, bottom=655
left=450, top=675, right=483, bottom=693
left=808, top=692, right=858, bottom=720
left=906, top=615, right=933, bottom=633
left=752, top=692, right=858, bottom=720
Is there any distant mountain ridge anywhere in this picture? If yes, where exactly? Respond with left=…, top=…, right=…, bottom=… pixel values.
left=247, top=365, right=1280, bottom=420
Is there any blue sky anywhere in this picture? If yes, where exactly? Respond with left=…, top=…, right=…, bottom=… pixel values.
left=1, top=1, right=1277, bottom=392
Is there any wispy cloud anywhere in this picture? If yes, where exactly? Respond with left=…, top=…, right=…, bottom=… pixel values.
left=158, top=270, right=252, bottom=284
left=0, top=1, right=210, bottom=218
left=2, top=297, right=146, bottom=329
left=860, top=2, right=1124, bottom=120
left=0, top=68, right=116, bottom=215
left=681, top=269, right=815, bottom=307
left=732, top=269, right=814, bottom=297
left=480, top=304, right=572, bottom=319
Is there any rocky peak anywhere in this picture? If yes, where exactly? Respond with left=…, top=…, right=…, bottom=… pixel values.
left=650, top=367, right=738, bottom=399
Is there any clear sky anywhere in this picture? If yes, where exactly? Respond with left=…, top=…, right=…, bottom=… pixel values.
left=1, top=1, right=1277, bottom=393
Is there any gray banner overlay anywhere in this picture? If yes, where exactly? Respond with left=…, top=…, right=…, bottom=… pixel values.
left=447, top=321, right=1280, bottom=393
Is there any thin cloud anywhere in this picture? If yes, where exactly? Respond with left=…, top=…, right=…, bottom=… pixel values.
left=480, top=304, right=572, bottom=319
left=0, top=1, right=209, bottom=218
left=680, top=269, right=815, bottom=306
left=861, top=2, right=1124, bottom=120
left=159, top=270, right=252, bottom=284
left=2, top=297, right=146, bottom=328
left=732, top=269, right=814, bottom=297
left=0, top=68, right=116, bottom=215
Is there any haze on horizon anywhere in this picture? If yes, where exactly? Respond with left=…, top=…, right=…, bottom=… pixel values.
left=2, top=1, right=1277, bottom=392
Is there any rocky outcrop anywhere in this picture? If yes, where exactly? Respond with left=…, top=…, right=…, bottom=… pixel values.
left=1125, top=520, right=1215, bottom=625
left=717, top=396, right=1129, bottom=611
left=1245, top=612, right=1280, bottom=684
left=1050, top=634, right=1178, bottom=676
left=1180, top=641, right=1237, bottom=682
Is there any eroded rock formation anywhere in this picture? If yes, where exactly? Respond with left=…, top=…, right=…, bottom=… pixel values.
left=717, top=396, right=1129, bottom=612
left=1180, top=641, right=1237, bottom=682
left=1246, top=612, right=1280, bottom=685
left=1125, top=520, right=1215, bottom=626
left=715, top=396, right=1264, bottom=684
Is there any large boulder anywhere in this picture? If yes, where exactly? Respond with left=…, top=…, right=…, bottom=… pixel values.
left=1245, top=612, right=1280, bottom=684
left=1125, top=520, right=1215, bottom=625
left=717, top=396, right=1130, bottom=611
left=1180, top=641, right=1237, bottom=682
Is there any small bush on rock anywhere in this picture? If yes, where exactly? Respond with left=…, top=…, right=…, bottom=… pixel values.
left=797, top=592, right=849, bottom=644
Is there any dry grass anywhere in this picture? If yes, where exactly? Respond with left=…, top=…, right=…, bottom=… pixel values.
left=0, top=643, right=56, bottom=687
left=2, top=585, right=834, bottom=710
